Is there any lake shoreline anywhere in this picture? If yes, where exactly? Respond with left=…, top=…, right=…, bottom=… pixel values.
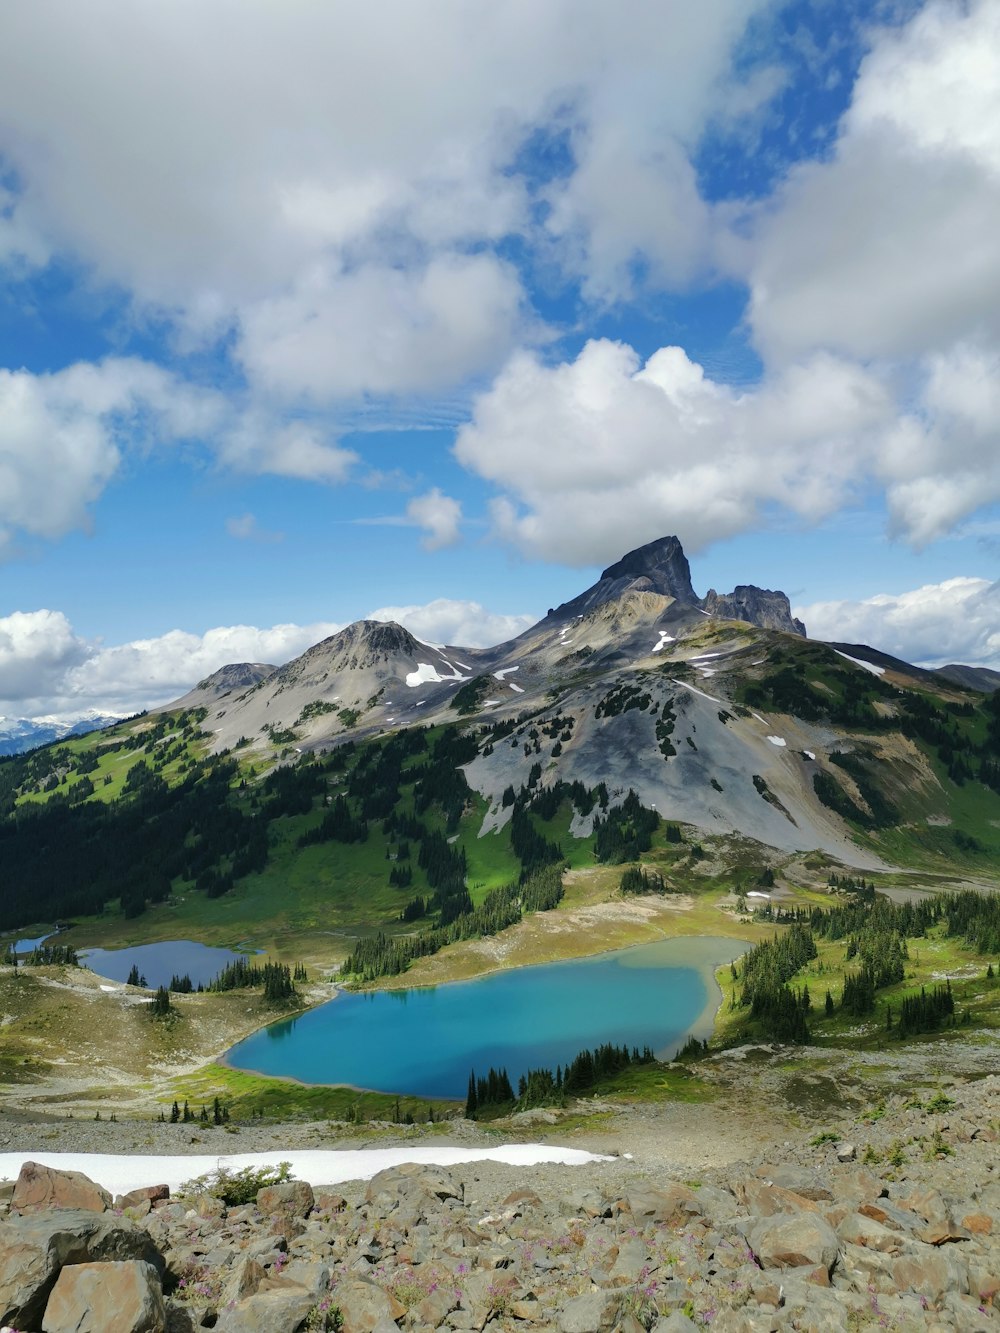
left=223, top=935, right=749, bottom=1098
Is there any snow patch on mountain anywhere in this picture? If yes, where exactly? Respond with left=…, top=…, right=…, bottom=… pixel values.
left=835, top=650, right=886, bottom=677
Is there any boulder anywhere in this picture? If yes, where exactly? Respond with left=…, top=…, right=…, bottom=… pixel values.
left=736, top=1178, right=819, bottom=1218
left=557, top=1287, right=619, bottom=1332
left=365, top=1163, right=461, bottom=1214
left=116, top=1185, right=170, bottom=1211
left=0, top=1210, right=163, bottom=1331
left=625, top=1183, right=701, bottom=1226
left=213, top=1285, right=319, bottom=1331
left=42, top=1259, right=165, bottom=1333
left=256, top=1180, right=315, bottom=1220
left=752, top=1166, right=831, bottom=1201
left=748, top=1212, right=839, bottom=1274
left=323, top=1278, right=406, bottom=1332
left=11, top=1162, right=111, bottom=1215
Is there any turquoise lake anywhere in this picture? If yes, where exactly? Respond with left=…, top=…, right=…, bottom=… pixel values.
left=225, top=936, right=745, bottom=1099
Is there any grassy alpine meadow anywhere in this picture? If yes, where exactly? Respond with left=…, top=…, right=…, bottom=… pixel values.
left=712, top=905, right=1000, bottom=1054
left=169, top=1062, right=457, bottom=1125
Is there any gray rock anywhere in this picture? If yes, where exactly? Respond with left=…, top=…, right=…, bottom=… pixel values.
left=748, top=1212, right=839, bottom=1273
left=213, top=1285, right=319, bottom=1332
left=558, top=1287, right=619, bottom=1332
left=326, top=1277, right=406, bottom=1331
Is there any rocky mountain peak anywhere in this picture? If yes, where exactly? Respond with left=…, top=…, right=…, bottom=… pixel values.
left=195, top=662, right=276, bottom=693
left=290, top=619, right=423, bottom=677
left=703, top=586, right=806, bottom=637
left=598, top=535, right=698, bottom=605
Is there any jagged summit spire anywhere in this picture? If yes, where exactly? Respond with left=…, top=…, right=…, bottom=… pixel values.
left=598, top=535, right=697, bottom=604
left=548, top=534, right=805, bottom=636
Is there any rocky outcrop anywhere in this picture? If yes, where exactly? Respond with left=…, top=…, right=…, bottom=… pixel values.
left=549, top=537, right=699, bottom=621
left=548, top=536, right=806, bottom=637
left=702, top=586, right=806, bottom=637
left=1, top=1077, right=998, bottom=1331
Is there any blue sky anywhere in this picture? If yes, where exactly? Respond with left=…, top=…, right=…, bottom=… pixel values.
left=1, top=0, right=999, bottom=719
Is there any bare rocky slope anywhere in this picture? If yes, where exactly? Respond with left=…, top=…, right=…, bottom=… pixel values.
left=1, top=1071, right=997, bottom=1331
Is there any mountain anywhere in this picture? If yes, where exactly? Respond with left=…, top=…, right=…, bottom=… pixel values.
left=546, top=535, right=805, bottom=636
left=934, top=663, right=1000, bottom=693
left=156, top=662, right=277, bottom=714
left=3, top=532, right=1000, bottom=940
left=142, top=533, right=999, bottom=870
left=0, top=712, right=122, bottom=757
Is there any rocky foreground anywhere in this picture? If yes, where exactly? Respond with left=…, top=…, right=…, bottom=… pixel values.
left=1, top=1076, right=998, bottom=1332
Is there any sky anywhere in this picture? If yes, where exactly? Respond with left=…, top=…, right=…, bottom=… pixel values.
left=1, top=0, right=999, bottom=721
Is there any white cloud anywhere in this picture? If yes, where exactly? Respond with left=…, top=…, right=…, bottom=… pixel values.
left=0, top=358, right=370, bottom=551
left=0, top=599, right=538, bottom=718
left=0, top=610, right=89, bottom=702
left=455, top=338, right=894, bottom=565
left=744, top=0, right=1000, bottom=364
left=225, top=513, right=284, bottom=543
left=405, top=488, right=463, bottom=551
left=0, top=1, right=770, bottom=397
left=0, top=359, right=224, bottom=547
left=236, top=254, right=529, bottom=403
left=215, top=417, right=358, bottom=485
left=3, top=621, right=344, bottom=720
left=368, top=600, right=535, bottom=649
left=796, top=576, right=1000, bottom=669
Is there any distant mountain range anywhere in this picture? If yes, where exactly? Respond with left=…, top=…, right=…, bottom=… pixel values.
left=4, top=534, right=1000, bottom=936
left=139, top=534, right=997, bottom=866
left=0, top=712, right=122, bottom=757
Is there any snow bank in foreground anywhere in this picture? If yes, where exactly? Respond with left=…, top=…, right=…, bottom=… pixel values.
left=0, top=1145, right=611, bottom=1196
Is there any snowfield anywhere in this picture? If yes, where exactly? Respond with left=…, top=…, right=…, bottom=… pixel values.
left=0, top=1145, right=611, bottom=1196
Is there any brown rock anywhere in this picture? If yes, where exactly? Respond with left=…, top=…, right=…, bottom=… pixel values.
left=960, top=1212, right=993, bottom=1236
left=0, top=1210, right=163, bottom=1331
left=892, top=1249, right=970, bottom=1302
left=830, top=1169, right=885, bottom=1207
left=11, top=1162, right=111, bottom=1215
left=837, top=1212, right=905, bottom=1254
left=737, top=1178, right=819, bottom=1218
left=42, top=1259, right=164, bottom=1333
left=116, top=1185, right=170, bottom=1211
left=753, top=1166, right=831, bottom=1201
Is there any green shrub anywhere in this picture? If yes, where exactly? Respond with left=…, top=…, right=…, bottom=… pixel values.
left=179, top=1160, right=293, bottom=1205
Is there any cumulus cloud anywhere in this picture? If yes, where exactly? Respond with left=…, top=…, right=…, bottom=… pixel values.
left=368, top=599, right=535, bottom=649
left=0, top=619, right=344, bottom=719
left=405, top=488, right=463, bottom=550
left=236, top=255, right=528, bottom=403
left=455, top=338, right=894, bottom=565
left=0, top=599, right=537, bottom=718
left=796, top=577, right=1000, bottom=669
left=744, top=0, right=1000, bottom=364
left=0, top=1, right=770, bottom=396
left=0, top=610, right=89, bottom=704
left=0, top=359, right=224, bottom=546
